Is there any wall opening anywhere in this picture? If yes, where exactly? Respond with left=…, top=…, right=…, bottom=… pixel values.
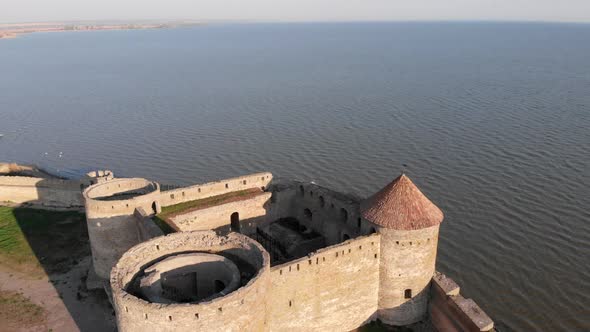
left=342, top=233, right=350, bottom=241
left=230, top=212, right=240, bottom=233
left=152, top=202, right=158, bottom=214
left=405, top=289, right=412, bottom=299
left=299, top=185, right=304, bottom=196
left=214, top=280, right=225, bottom=293
left=370, top=227, right=377, bottom=234
left=357, top=217, right=361, bottom=229
left=340, top=208, right=348, bottom=223
left=319, top=196, right=325, bottom=208
left=303, top=208, right=312, bottom=220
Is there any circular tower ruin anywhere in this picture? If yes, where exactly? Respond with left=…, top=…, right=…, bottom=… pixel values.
left=83, top=178, right=161, bottom=279
left=360, top=174, right=444, bottom=326
left=111, top=231, right=271, bottom=332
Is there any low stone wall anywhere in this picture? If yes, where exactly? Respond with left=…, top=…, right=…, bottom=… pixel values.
left=158, top=172, right=273, bottom=207
left=168, top=192, right=272, bottom=233
left=268, top=234, right=381, bottom=331
left=430, top=272, right=494, bottom=332
left=0, top=175, right=83, bottom=208
left=111, top=231, right=271, bottom=332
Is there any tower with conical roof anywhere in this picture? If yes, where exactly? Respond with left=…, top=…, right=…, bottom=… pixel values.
left=361, top=174, right=444, bottom=325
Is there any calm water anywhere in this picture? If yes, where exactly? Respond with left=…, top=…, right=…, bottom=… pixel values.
left=1, top=22, right=589, bottom=331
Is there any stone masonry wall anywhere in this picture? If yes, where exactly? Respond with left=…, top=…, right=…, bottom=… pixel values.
left=0, top=175, right=83, bottom=208
left=268, top=182, right=377, bottom=245
left=84, top=178, right=161, bottom=279
left=111, top=231, right=271, bottom=332
left=168, top=192, right=272, bottom=233
left=376, top=225, right=440, bottom=325
left=158, top=173, right=273, bottom=207
left=430, top=272, right=494, bottom=332
left=268, top=234, right=381, bottom=331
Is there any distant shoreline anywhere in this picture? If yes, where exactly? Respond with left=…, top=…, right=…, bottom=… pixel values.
left=0, top=21, right=203, bottom=39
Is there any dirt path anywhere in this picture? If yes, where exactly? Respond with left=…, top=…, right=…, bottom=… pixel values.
left=0, top=256, right=116, bottom=332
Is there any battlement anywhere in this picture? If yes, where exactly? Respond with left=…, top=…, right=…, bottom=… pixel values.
left=0, top=165, right=495, bottom=331
left=430, top=272, right=495, bottom=332
left=159, top=172, right=272, bottom=207
left=111, top=231, right=270, bottom=332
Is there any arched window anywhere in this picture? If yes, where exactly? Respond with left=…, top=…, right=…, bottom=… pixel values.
left=303, top=208, right=312, bottom=220
left=405, top=289, right=412, bottom=299
left=340, top=208, right=348, bottom=223
left=152, top=202, right=158, bottom=214
left=357, top=217, right=361, bottom=229
left=319, top=196, right=325, bottom=208
left=299, top=185, right=304, bottom=196
left=230, top=212, right=240, bottom=233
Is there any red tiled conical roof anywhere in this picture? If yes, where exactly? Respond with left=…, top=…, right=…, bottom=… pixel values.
left=360, top=174, right=443, bottom=230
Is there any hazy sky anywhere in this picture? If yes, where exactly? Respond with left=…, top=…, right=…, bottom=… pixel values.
left=2, top=0, right=590, bottom=23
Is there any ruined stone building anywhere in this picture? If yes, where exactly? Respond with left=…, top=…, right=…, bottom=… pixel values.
left=0, top=165, right=495, bottom=331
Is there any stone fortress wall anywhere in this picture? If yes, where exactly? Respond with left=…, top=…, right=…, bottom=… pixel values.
left=0, top=176, right=83, bottom=207
left=0, top=164, right=113, bottom=209
left=111, top=231, right=270, bottom=332
left=0, top=162, right=495, bottom=331
left=268, top=234, right=381, bottom=331
left=430, top=272, right=495, bottom=332
left=158, top=172, right=273, bottom=208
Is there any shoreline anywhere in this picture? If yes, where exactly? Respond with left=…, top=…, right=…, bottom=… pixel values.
left=0, top=21, right=202, bottom=39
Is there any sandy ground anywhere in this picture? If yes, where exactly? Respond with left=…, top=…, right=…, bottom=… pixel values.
left=0, top=256, right=116, bottom=332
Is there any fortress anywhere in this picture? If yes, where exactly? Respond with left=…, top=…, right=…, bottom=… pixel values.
left=0, top=164, right=495, bottom=331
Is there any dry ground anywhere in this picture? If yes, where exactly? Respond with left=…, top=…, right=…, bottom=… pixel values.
left=0, top=206, right=115, bottom=331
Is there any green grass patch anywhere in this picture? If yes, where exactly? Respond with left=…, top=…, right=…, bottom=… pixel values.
left=158, top=189, right=260, bottom=218
left=0, top=290, right=46, bottom=329
left=0, top=206, right=87, bottom=276
left=153, top=188, right=262, bottom=233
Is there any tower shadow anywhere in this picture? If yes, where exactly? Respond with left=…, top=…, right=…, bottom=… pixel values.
left=9, top=205, right=116, bottom=331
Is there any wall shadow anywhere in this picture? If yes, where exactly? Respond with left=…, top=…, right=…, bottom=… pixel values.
left=8, top=203, right=116, bottom=331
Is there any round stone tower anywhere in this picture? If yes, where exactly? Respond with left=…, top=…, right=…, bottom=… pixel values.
left=83, top=178, right=161, bottom=279
left=360, top=174, right=443, bottom=326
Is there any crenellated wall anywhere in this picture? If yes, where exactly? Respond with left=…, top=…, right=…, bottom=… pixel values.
left=111, top=231, right=271, bottom=332
left=268, top=234, right=381, bottom=331
left=430, top=272, right=494, bottom=332
left=158, top=173, right=272, bottom=207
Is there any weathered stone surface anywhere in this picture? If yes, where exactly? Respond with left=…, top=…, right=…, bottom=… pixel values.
left=433, top=271, right=460, bottom=296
